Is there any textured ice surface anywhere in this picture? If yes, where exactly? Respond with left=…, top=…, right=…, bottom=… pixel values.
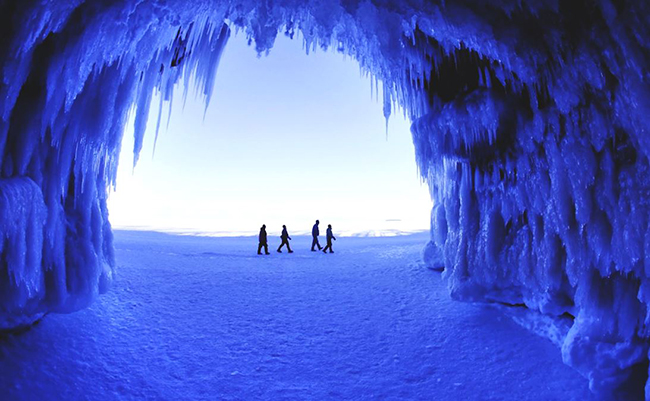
left=0, top=232, right=593, bottom=400
left=0, top=1, right=649, bottom=398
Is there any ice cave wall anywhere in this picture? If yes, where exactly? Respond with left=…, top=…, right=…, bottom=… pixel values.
left=1, top=0, right=649, bottom=398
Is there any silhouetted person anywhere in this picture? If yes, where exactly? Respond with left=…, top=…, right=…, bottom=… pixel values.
left=257, top=224, right=270, bottom=255
left=311, top=220, right=322, bottom=251
left=323, top=224, right=336, bottom=253
left=277, top=225, right=293, bottom=253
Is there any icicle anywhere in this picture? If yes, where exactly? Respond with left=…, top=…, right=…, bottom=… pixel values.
left=132, top=61, right=158, bottom=168
left=383, top=88, right=392, bottom=137
left=200, top=23, right=231, bottom=118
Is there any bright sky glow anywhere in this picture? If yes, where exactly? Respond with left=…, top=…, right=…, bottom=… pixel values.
left=107, top=33, right=432, bottom=237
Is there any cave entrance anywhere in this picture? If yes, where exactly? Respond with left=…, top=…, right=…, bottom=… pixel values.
left=107, top=33, right=431, bottom=237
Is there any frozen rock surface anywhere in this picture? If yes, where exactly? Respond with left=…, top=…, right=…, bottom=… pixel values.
left=0, top=1, right=649, bottom=397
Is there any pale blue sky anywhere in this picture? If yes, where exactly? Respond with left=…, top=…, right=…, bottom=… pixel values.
left=108, top=32, right=432, bottom=236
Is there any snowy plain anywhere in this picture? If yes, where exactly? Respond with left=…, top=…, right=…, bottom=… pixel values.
left=0, top=230, right=592, bottom=400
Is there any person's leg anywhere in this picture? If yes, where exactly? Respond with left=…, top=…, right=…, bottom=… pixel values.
left=264, top=243, right=269, bottom=254
left=311, top=237, right=316, bottom=251
left=316, top=238, right=322, bottom=250
left=258, top=243, right=262, bottom=254
left=287, top=242, right=293, bottom=253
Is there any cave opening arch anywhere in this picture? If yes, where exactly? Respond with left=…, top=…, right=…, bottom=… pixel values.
left=1, top=1, right=650, bottom=398
left=107, top=31, right=432, bottom=239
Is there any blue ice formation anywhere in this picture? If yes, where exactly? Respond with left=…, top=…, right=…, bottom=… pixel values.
left=1, top=0, right=649, bottom=398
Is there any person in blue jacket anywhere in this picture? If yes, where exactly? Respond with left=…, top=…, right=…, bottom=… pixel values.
left=277, top=225, right=293, bottom=253
left=322, top=224, right=336, bottom=253
left=311, top=220, right=322, bottom=251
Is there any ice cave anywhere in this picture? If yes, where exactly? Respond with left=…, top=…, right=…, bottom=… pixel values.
left=1, top=0, right=649, bottom=398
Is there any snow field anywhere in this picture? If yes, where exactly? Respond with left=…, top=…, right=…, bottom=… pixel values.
left=0, top=232, right=591, bottom=400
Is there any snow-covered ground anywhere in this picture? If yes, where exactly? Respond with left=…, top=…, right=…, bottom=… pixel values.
left=0, top=231, right=592, bottom=400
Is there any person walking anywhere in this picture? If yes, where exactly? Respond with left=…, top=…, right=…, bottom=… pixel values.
left=311, top=219, right=322, bottom=251
left=322, top=224, right=336, bottom=253
left=257, top=224, right=270, bottom=255
left=277, top=225, right=293, bottom=253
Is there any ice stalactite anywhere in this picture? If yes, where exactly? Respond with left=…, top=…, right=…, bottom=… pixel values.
left=0, top=1, right=231, bottom=330
left=407, top=2, right=650, bottom=398
left=1, top=0, right=650, bottom=398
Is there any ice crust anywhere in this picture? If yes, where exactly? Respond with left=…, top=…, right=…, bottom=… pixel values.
left=1, top=0, right=649, bottom=397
